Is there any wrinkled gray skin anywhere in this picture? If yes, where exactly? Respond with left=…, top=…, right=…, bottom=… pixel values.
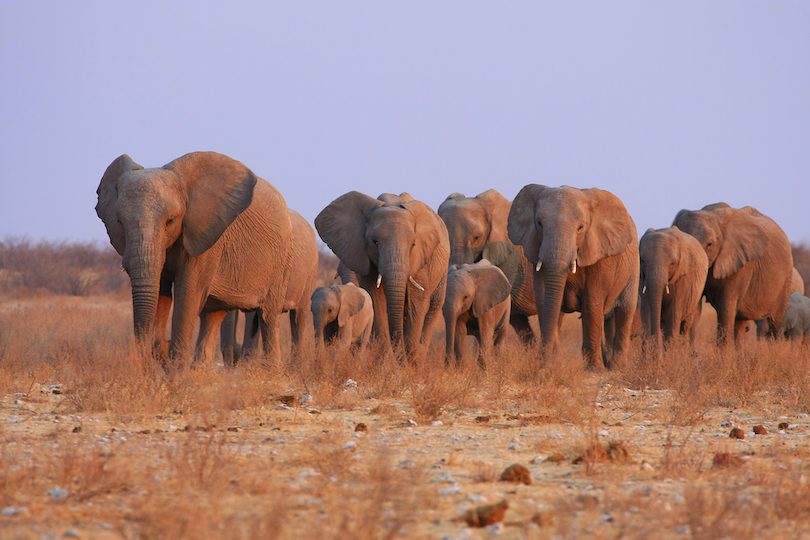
left=673, top=203, right=793, bottom=345
left=508, top=185, right=639, bottom=368
left=335, top=261, right=359, bottom=286
left=220, top=208, right=319, bottom=366
left=311, top=283, right=373, bottom=351
left=780, top=292, right=810, bottom=342
left=443, top=260, right=512, bottom=368
left=639, top=226, right=709, bottom=356
left=96, top=152, right=293, bottom=368
left=438, top=190, right=537, bottom=342
left=315, top=192, right=450, bottom=361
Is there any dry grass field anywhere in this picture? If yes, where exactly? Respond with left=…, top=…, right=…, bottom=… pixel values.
left=2, top=241, right=810, bottom=539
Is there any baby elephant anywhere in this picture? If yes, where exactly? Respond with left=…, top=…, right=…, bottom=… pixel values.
left=639, top=226, right=709, bottom=355
left=781, top=292, right=810, bottom=342
left=311, top=283, right=373, bottom=350
left=443, top=260, right=511, bottom=368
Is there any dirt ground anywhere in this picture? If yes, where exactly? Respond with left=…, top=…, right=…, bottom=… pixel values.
left=1, top=297, right=810, bottom=539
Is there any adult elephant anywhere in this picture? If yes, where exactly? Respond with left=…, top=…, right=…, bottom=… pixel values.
left=315, top=191, right=450, bottom=360
left=673, top=203, right=793, bottom=345
left=220, top=208, right=318, bottom=366
left=507, top=185, right=639, bottom=368
left=96, top=152, right=293, bottom=367
left=438, top=190, right=537, bottom=341
left=638, top=226, right=709, bottom=355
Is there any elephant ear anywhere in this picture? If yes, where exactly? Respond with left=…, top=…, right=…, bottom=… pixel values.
left=95, top=154, right=144, bottom=255
left=406, top=200, right=447, bottom=274
left=164, top=152, right=258, bottom=257
left=316, top=191, right=382, bottom=276
left=578, top=188, right=637, bottom=267
left=712, top=208, right=770, bottom=280
left=337, top=284, right=366, bottom=327
left=507, top=184, right=548, bottom=266
left=472, top=266, right=511, bottom=318
left=475, top=189, right=512, bottom=243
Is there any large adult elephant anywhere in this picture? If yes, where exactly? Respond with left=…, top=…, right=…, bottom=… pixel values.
left=438, top=190, right=537, bottom=341
left=96, top=152, right=293, bottom=367
left=220, top=208, right=318, bottom=366
left=638, top=226, right=709, bottom=355
left=507, top=185, right=639, bottom=368
left=673, top=203, right=793, bottom=345
left=315, top=191, right=450, bottom=360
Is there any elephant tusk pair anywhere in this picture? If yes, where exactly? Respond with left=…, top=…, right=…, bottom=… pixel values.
left=409, top=276, right=425, bottom=291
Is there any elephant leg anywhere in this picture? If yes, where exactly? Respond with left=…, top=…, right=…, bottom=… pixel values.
left=454, top=321, right=467, bottom=367
left=608, top=304, right=634, bottom=368
left=509, top=313, right=535, bottom=344
left=713, top=298, right=738, bottom=347
left=167, top=293, right=202, bottom=370
left=734, top=319, right=749, bottom=346
left=580, top=300, right=604, bottom=369
left=477, top=317, right=496, bottom=370
left=242, top=311, right=261, bottom=360
left=154, top=291, right=173, bottom=363
left=196, top=310, right=227, bottom=367
left=258, top=308, right=281, bottom=367
left=420, top=279, right=446, bottom=354
left=220, top=311, right=239, bottom=368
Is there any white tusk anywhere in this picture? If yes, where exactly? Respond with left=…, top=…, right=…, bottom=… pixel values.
left=536, top=260, right=542, bottom=272
left=571, top=260, right=577, bottom=274
left=642, top=285, right=646, bottom=294
left=409, top=276, right=425, bottom=291
left=376, top=273, right=382, bottom=288
left=666, top=285, right=670, bottom=295
left=334, top=272, right=339, bottom=280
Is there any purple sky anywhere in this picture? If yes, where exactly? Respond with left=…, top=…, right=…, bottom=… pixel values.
left=1, top=2, right=808, bottom=247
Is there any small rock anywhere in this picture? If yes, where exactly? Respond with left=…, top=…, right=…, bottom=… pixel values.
left=63, top=530, right=80, bottom=538
left=439, top=483, right=462, bottom=495
left=778, top=422, right=790, bottom=430
left=641, top=461, right=654, bottom=471
left=342, top=379, right=358, bottom=391
left=431, top=420, right=443, bottom=426
left=47, top=487, right=69, bottom=500
left=276, top=404, right=295, bottom=411
left=675, top=525, right=691, bottom=534
left=341, top=440, right=356, bottom=450
left=530, top=510, right=554, bottom=527
left=720, top=420, right=732, bottom=427
left=798, top=413, right=808, bottom=419
left=461, top=499, right=508, bottom=527
left=406, top=419, right=417, bottom=426
left=72, top=426, right=82, bottom=433
left=298, top=394, right=312, bottom=406
left=499, top=464, right=532, bottom=485
left=1, top=506, right=27, bottom=516
left=729, top=427, right=745, bottom=439
left=753, top=425, right=768, bottom=435
left=277, top=395, right=295, bottom=406
left=546, top=453, right=566, bottom=463
left=354, top=423, right=367, bottom=432
left=474, top=416, right=490, bottom=423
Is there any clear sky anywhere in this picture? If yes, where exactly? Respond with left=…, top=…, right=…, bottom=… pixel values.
left=1, top=2, right=808, bottom=247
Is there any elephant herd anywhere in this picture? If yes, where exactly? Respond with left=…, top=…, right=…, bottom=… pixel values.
left=96, top=151, right=808, bottom=372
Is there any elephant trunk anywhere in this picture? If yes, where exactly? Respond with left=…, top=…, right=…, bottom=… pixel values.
left=379, top=250, right=409, bottom=348
left=313, top=312, right=326, bottom=348
left=538, top=241, right=576, bottom=354
left=642, top=270, right=667, bottom=356
left=125, top=243, right=164, bottom=341
left=443, top=303, right=458, bottom=362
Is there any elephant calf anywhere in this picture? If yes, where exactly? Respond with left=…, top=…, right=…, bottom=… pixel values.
left=443, top=260, right=512, bottom=368
left=639, top=226, right=709, bottom=355
left=311, top=283, right=373, bottom=351
left=781, top=292, right=810, bottom=342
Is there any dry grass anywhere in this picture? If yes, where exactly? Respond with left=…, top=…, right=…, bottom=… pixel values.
left=2, top=245, right=810, bottom=538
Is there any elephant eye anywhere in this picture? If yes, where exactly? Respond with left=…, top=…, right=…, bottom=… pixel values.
left=166, top=218, right=175, bottom=226
left=372, top=239, right=378, bottom=246
left=537, top=220, right=542, bottom=227
left=577, top=224, right=584, bottom=231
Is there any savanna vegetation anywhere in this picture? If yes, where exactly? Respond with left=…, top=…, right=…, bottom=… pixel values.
left=1, top=239, right=810, bottom=539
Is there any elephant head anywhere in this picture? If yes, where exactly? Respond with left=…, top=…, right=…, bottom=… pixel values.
left=672, top=203, right=770, bottom=280
left=311, top=284, right=367, bottom=346
left=443, top=260, right=511, bottom=361
left=507, top=185, right=637, bottom=351
left=315, top=191, right=446, bottom=348
left=438, top=189, right=512, bottom=267
left=95, top=152, right=257, bottom=339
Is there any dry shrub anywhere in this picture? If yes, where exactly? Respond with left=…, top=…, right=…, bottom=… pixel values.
left=712, top=452, right=744, bottom=469
left=473, top=462, right=499, bottom=483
